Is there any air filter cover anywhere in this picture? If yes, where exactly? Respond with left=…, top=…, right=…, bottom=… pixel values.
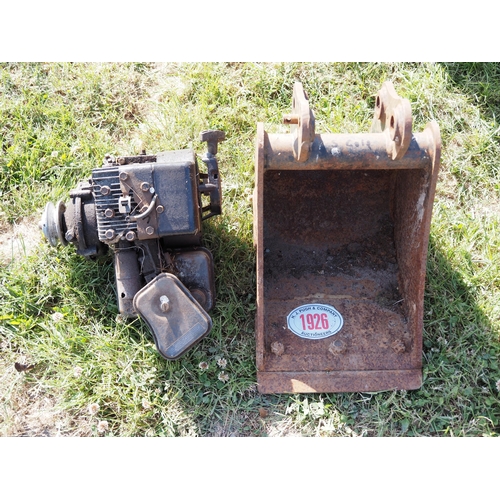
left=133, top=273, right=212, bottom=360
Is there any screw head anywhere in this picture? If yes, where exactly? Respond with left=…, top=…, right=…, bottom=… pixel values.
left=119, top=172, right=128, bottom=181
left=190, top=288, right=207, bottom=308
left=125, top=231, right=136, bottom=241
left=156, top=205, right=164, bottom=214
left=105, top=229, right=115, bottom=239
left=141, top=182, right=150, bottom=192
left=104, top=208, right=114, bottom=218
left=146, top=226, right=155, bottom=235
left=159, top=295, right=170, bottom=312
left=391, top=339, right=406, bottom=354
left=329, top=339, right=346, bottom=355
left=101, top=185, right=111, bottom=196
left=271, top=341, right=284, bottom=356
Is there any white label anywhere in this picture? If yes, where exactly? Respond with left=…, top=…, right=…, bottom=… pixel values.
left=287, top=304, right=343, bottom=340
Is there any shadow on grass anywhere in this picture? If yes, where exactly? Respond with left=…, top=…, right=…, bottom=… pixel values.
left=54, top=211, right=499, bottom=435
left=67, top=217, right=261, bottom=436
left=418, top=235, right=499, bottom=435
left=173, top=220, right=500, bottom=437
left=257, top=235, right=500, bottom=437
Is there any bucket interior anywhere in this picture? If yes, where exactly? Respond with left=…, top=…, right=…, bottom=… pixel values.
left=261, top=168, right=417, bottom=375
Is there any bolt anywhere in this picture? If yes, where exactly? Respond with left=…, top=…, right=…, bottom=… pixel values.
left=141, top=182, right=150, bottom=192
left=271, top=341, right=284, bottom=356
left=104, top=208, right=114, bottom=218
left=200, top=130, right=225, bottom=155
left=391, top=339, right=406, bottom=354
left=146, top=226, right=155, bottom=235
left=283, top=113, right=299, bottom=125
left=329, top=339, right=346, bottom=355
left=190, top=288, right=207, bottom=308
left=65, top=230, right=75, bottom=242
left=159, top=295, right=170, bottom=312
left=105, top=229, right=115, bottom=239
left=119, top=172, right=128, bottom=181
left=156, top=205, right=164, bottom=214
left=125, top=231, right=136, bottom=241
left=101, top=185, right=111, bottom=196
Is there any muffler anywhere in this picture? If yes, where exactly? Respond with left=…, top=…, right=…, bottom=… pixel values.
left=254, top=82, right=440, bottom=393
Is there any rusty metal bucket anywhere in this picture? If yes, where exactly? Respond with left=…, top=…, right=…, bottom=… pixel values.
left=254, top=82, right=441, bottom=393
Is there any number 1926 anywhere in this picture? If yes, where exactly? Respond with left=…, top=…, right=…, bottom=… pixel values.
left=300, top=313, right=329, bottom=331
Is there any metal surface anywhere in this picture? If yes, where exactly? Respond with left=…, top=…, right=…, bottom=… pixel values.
left=172, top=248, right=216, bottom=311
left=40, top=200, right=67, bottom=247
left=254, top=82, right=441, bottom=393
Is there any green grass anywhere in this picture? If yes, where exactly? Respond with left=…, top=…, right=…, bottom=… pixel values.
left=1, top=62, right=499, bottom=436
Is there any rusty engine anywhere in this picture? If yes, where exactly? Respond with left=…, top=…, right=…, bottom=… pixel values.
left=40, top=130, right=225, bottom=360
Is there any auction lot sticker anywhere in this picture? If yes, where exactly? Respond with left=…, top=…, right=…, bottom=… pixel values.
left=287, top=304, right=343, bottom=340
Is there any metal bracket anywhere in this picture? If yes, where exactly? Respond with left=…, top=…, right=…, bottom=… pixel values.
left=371, top=81, right=413, bottom=160
left=199, top=130, right=225, bottom=219
left=283, top=82, right=316, bottom=162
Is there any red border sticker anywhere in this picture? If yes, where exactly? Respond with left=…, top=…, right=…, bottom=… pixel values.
left=287, top=303, right=343, bottom=340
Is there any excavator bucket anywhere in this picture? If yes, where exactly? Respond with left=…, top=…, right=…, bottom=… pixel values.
left=254, top=82, right=441, bottom=393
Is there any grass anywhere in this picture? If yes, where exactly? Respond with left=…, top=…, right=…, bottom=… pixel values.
left=1, top=62, right=499, bottom=437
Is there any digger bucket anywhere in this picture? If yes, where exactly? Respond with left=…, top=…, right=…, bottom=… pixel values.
left=254, top=82, right=441, bottom=393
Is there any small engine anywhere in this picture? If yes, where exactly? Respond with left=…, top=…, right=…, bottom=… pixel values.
left=40, top=130, right=225, bottom=360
